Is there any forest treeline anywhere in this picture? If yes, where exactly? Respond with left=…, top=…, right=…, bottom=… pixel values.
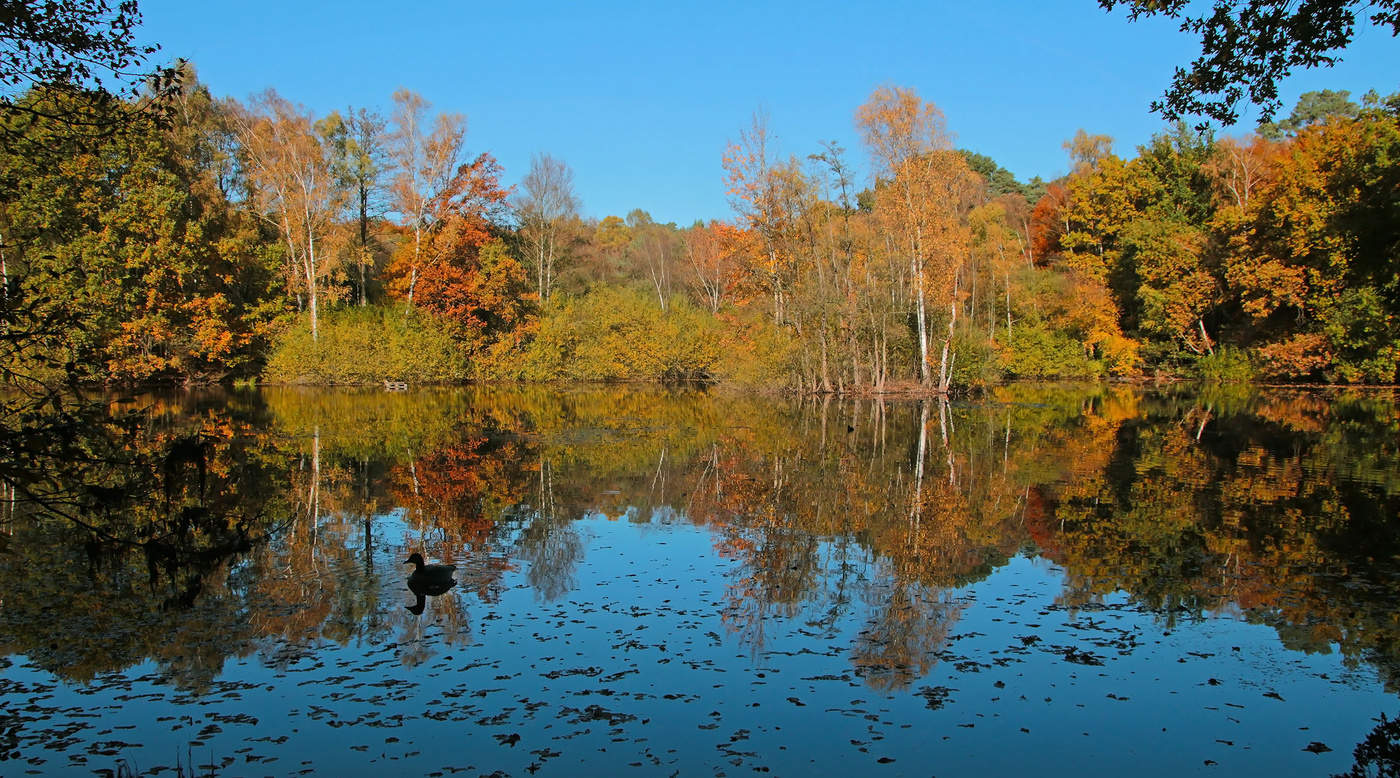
left=2, top=70, right=1397, bottom=390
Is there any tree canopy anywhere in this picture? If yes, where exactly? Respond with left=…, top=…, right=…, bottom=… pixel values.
left=0, top=0, right=179, bottom=137
left=1100, top=0, right=1399, bottom=125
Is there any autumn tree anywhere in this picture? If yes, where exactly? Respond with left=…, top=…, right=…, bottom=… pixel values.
left=235, top=90, right=342, bottom=341
left=1064, top=129, right=1114, bottom=175
left=625, top=209, right=681, bottom=311
left=1235, top=99, right=1400, bottom=381
left=385, top=89, right=465, bottom=304
left=588, top=214, right=632, bottom=287
left=1124, top=125, right=1221, bottom=355
left=683, top=221, right=745, bottom=314
left=405, top=151, right=514, bottom=329
left=723, top=111, right=807, bottom=325
left=513, top=152, right=579, bottom=306
left=0, top=78, right=282, bottom=382
left=857, top=85, right=980, bottom=391
left=1121, top=218, right=1216, bottom=353
left=967, top=201, right=1024, bottom=344
left=1206, top=134, right=1276, bottom=214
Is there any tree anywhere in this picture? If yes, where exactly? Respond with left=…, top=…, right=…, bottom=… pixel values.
left=1063, top=129, right=1114, bottom=175
left=0, top=0, right=187, bottom=394
left=1029, top=183, right=1072, bottom=264
left=625, top=209, right=679, bottom=311
left=856, top=85, right=979, bottom=391
left=0, top=0, right=180, bottom=141
left=968, top=201, right=1024, bottom=344
left=1038, top=147, right=1147, bottom=369
left=0, top=79, right=281, bottom=382
left=513, top=152, right=579, bottom=306
left=407, top=152, right=514, bottom=335
left=959, top=150, right=1030, bottom=198
left=1205, top=134, right=1277, bottom=213
left=1258, top=89, right=1361, bottom=138
left=1100, top=0, right=1400, bottom=124
left=235, top=90, right=342, bottom=341
left=1236, top=102, right=1400, bottom=381
left=683, top=221, right=745, bottom=314
left=1121, top=218, right=1217, bottom=353
left=386, top=89, right=465, bottom=305
left=322, top=106, right=387, bottom=306
left=589, top=214, right=632, bottom=286
left=723, top=111, right=807, bottom=325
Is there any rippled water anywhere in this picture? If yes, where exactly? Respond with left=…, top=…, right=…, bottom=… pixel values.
left=1, top=385, right=1397, bottom=775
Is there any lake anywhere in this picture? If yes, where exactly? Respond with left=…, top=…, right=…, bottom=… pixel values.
left=0, top=385, right=1397, bottom=776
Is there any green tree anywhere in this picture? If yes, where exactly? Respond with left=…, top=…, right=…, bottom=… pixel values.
left=1121, top=218, right=1217, bottom=354
left=322, top=106, right=388, bottom=306
left=1259, top=89, right=1362, bottom=139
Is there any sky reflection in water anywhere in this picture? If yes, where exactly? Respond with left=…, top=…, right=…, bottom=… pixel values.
left=0, top=385, right=1397, bottom=776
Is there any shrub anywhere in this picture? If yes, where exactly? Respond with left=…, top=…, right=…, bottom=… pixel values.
left=518, top=288, right=728, bottom=382
left=261, top=305, right=467, bottom=385
left=1191, top=346, right=1256, bottom=383
left=712, top=311, right=796, bottom=388
left=997, top=324, right=1104, bottom=379
left=950, top=327, right=1001, bottom=388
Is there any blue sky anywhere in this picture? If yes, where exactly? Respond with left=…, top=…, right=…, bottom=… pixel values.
left=137, top=0, right=1398, bottom=225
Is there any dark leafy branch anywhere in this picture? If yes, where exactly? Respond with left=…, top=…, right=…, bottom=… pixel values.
left=1100, top=0, right=1400, bottom=124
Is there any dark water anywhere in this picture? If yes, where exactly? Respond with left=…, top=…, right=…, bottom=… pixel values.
left=1, top=385, right=1398, bottom=776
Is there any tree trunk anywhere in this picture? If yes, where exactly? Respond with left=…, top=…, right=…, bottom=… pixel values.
left=911, top=400, right=928, bottom=528
left=408, top=223, right=421, bottom=305
left=937, top=294, right=957, bottom=394
left=914, top=254, right=930, bottom=385
left=819, top=330, right=832, bottom=392
left=358, top=182, right=369, bottom=306
left=306, top=225, right=319, bottom=342
left=1006, top=269, right=1012, bottom=341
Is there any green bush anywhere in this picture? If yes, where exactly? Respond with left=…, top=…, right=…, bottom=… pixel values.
left=950, top=327, right=1001, bottom=388
left=519, top=288, right=727, bottom=382
left=1191, top=346, right=1256, bottom=383
left=998, top=324, right=1104, bottom=379
left=261, top=305, right=468, bottom=385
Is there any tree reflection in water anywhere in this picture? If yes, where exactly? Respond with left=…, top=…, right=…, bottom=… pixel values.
left=0, top=384, right=1396, bottom=713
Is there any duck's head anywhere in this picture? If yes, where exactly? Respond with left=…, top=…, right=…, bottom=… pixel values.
left=404, top=552, right=425, bottom=568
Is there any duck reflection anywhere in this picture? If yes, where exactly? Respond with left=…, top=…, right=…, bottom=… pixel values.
left=404, top=552, right=457, bottom=615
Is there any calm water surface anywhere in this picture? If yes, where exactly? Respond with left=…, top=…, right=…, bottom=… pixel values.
left=0, top=385, right=1397, bottom=776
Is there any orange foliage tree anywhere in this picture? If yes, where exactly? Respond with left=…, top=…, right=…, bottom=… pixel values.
left=387, top=153, right=535, bottom=362
left=857, top=86, right=981, bottom=391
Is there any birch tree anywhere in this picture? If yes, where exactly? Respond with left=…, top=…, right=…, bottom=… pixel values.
left=236, top=90, right=341, bottom=341
left=514, top=152, right=579, bottom=306
left=723, top=112, right=802, bottom=325
left=386, top=89, right=465, bottom=304
left=857, top=86, right=978, bottom=390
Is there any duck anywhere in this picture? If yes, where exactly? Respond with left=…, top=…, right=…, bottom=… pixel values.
left=404, top=552, right=457, bottom=601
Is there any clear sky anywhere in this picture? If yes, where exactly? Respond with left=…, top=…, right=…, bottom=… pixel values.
left=136, top=0, right=1398, bottom=225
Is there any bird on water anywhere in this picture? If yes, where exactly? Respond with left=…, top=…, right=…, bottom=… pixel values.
left=404, top=552, right=457, bottom=613
left=404, top=551, right=456, bottom=580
